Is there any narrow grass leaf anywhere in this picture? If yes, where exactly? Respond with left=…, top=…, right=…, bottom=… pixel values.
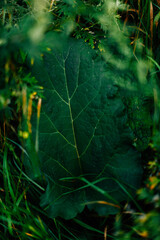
left=73, top=219, right=116, bottom=239
left=147, top=55, right=160, bottom=71
left=3, top=147, right=15, bottom=202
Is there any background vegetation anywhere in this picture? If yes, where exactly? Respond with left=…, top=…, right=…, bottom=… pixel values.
left=0, top=0, right=160, bottom=239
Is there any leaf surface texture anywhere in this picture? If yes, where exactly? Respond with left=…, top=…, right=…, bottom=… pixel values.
left=30, top=39, right=142, bottom=219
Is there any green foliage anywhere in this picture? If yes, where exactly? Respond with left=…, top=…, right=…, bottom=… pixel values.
left=24, top=38, right=143, bottom=220
left=0, top=0, right=30, bottom=26
left=125, top=96, right=152, bottom=151
left=0, top=143, right=55, bottom=239
left=0, top=0, right=160, bottom=239
left=0, top=3, right=54, bottom=238
left=48, top=0, right=123, bottom=49
left=113, top=145, right=160, bottom=240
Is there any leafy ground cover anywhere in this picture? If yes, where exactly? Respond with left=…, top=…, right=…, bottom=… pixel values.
left=0, top=0, right=160, bottom=239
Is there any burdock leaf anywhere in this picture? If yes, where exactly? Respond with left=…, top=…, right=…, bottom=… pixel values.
left=29, top=38, right=142, bottom=219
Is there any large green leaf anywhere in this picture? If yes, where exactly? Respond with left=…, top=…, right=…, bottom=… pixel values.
left=29, top=39, right=142, bottom=219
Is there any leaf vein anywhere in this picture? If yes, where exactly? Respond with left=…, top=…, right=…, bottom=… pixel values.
left=42, top=112, right=75, bottom=148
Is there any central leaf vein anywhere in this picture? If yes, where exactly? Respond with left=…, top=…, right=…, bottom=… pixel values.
left=63, top=57, right=81, bottom=170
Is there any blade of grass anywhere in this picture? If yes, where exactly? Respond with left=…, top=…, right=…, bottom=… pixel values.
left=113, top=178, right=143, bottom=212
left=7, top=214, right=13, bottom=236
left=60, top=176, right=142, bottom=211
left=80, top=177, right=119, bottom=204
left=13, top=159, right=45, bottom=191
left=83, top=200, right=120, bottom=209
left=58, top=221, right=80, bottom=240
left=150, top=1, right=153, bottom=49
left=73, top=219, right=116, bottom=239
left=15, top=190, right=28, bottom=209
left=45, top=176, right=121, bottom=210
left=53, top=219, right=62, bottom=240
left=35, top=98, right=42, bottom=153
left=147, top=55, right=160, bottom=71
left=6, top=137, right=29, bottom=158
left=3, top=147, right=15, bottom=202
